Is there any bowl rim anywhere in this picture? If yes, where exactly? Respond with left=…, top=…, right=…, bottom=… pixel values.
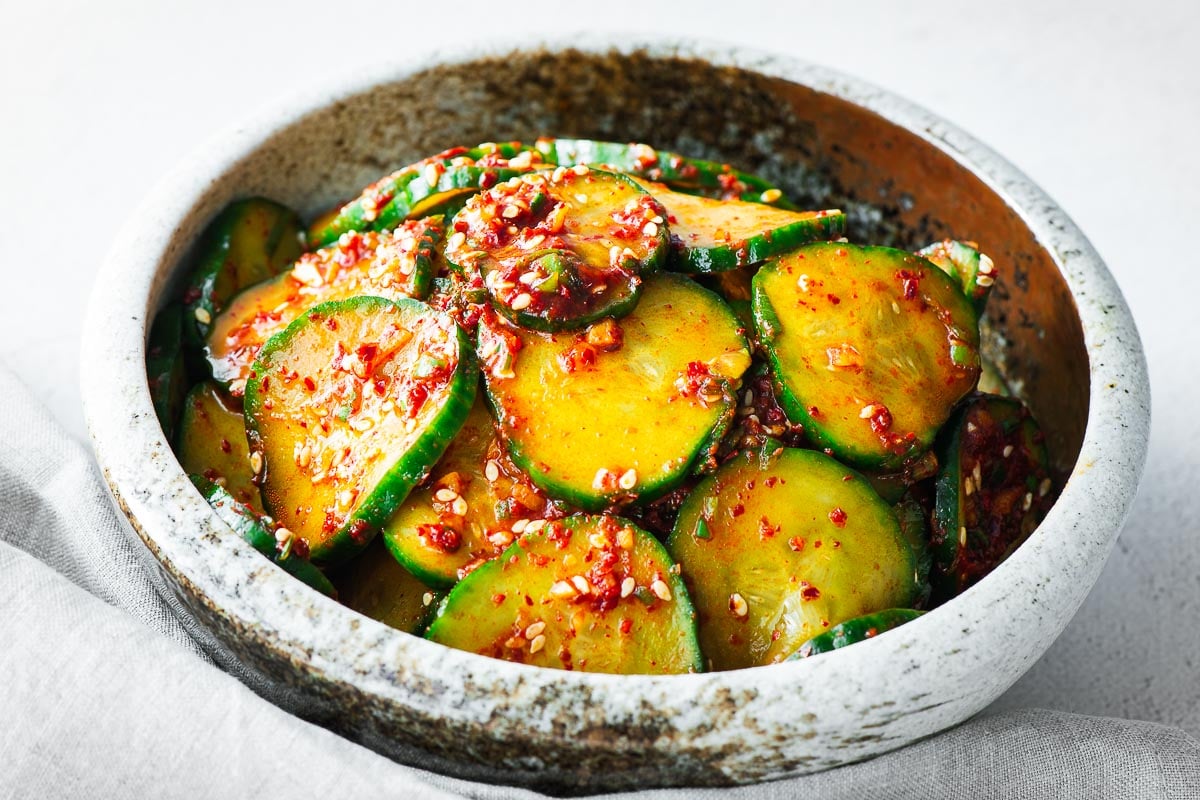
left=80, top=35, right=1151, bottom=779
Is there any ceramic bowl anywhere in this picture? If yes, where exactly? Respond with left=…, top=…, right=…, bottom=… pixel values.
left=81, top=39, right=1150, bottom=792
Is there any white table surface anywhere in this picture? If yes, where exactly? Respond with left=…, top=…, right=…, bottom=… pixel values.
left=4, top=0, right=1198, bottom=735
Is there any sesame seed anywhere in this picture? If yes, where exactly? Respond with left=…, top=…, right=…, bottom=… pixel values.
left=973, top=463, right=982, bottom=487
left=760, top=188, right=783, bottom=204
left=1023, top=492, right=1034, bottom=511
left=434, top=488, right=458, bottom=503
left=549, top=580, right=576, bottom=599
left=642, top=221, right=658, bottom=237
left=967, top=422, right=978, bottom=432
left=422, top=592, right=434, bottom=606
left=651, top=579, right=672, bottom=602
left=650, top=215, right=664, bottom=225
left=193, top=307, right=212, bottom=325
left=1003, top=445, right=1015, bottom=458
left=274, top=527, right=292, bottom=544
left=959, top=526, right=967, bottom=547
left=447, top=231, right=466, bottom=250
left=502, top=204, right=520, bottom=219
left=571, top=164, right=589, bottom=176
left=450, top=497, right=468, bottom=516
left=620, top=577, right=636, bottom=598
left=228, top=379, right=247, bottom=397
left=484, top=460, right=500, bottom=482
left=592, top=468, right=612, bottom=490
left=588, top=532, right=611, bottom=549
left=797, top=274, right=810, bottom=292
left=511, top=293, right=533, bottom=311
left=488, top=530, right=514, bottom=548
left=964, top=476, right=974, bottom=496
left=617, top=527, right=635, bottom=550
left=529, top=634, right=546, bottom=654
left=424, top=163, right=439, bottom=187
left=859, top=404, right=876, bottom=419
left=249, top=452, right=263, bottom=475
left=975, top=274, right=995, bottom=287
left=574, top=193, right=589, bottom=203
left=892, top=301, right=901, bottom=314
left=618, top=468, right=638, bottom=490
left=729, top=592, right=749, bottom=618
left=525, top=519, right=546, bottom=533
left=525, top=621, right=546, bottom=639
left=511, top=518, right=529, bottom=534
left=1039, top=477, right=1053, bottom=497
left=571, top=575, right=591, bottom=595
left=978, top=253, right=995, bottom=275
left=504, top=636, right=526, bottom=650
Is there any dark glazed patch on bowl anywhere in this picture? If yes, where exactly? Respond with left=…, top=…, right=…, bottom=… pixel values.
left=139, top=46, right=1093, bottom=791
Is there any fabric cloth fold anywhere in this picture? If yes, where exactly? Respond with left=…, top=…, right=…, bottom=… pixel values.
left=1, top=364, right=1197, bottom=800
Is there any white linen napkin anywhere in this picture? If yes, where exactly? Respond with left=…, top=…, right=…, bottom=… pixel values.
left=1, top=364, right=1196, bottom=800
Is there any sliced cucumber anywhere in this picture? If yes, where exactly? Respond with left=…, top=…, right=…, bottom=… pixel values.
left=183, top=198, right=304, bottom=347
left=382, top=395, right=566, bottom=589
left=481, top=273, right=750, bottom=511
left=667, top=447, right=919, bottom=670
left=244, top=296, right=476, bottom=565
left=639, top=181, right=843, bottom=273
left=893, top=491, right=933, bottom=607
left=177, top=381, right=262, bottom=515
left=427, top=272, right=488, bottom=335
left=535, top=138, right=794, bottom=206
left=787, top=609, right=924, bottom=659
left=752, top=243, right=981, bottom=470
left=978, top=357, right=1011, bottom=396
left=917, top=239, right=995, bottom=314
left=307, top=143, right=547, bottom=248
left=147, top=304, right=186, bottom=441
left=426, top=514, right=702, bottom=674
left=206, top=218, right=443, bottom=395
left=931, top=394, right=1054, bottom=596
left=192, top=476, right=335, bottom=597
left=333, top=539, right=442, bottom=634
left=447, top=167, right=668, bottom=331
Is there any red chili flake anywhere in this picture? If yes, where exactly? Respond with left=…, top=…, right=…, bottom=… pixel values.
left=418, top=523, right=462, bottom=553
left=788, top=536, right=806, bottom=552
left=356, top=342, right=378, bottom=367
left=758, top=516, right=779, bottom=539
left=828, top=507, right=847, bottom=528
left=808, top=406, right=821, bottom=418
left=814, top=540, right=823, bottom=549
left=347, top=519, right=372, bottom=543
left=181, top=287, right=202, bottom=305
left=491, top=593, right=506, bottom=606
left=764, top=476, right=779, bottom=488
left=731, top=503, right=745, bottom=518
left=897, top=269, right=921, bottom=300
left=529, top=552, right=550, bottom=567
left=324, top=316, right=338, bottom=331
left=261, top=376, right=271, bottom=392
left=406, top=382, right=429, bottom=417
left=219, top=439, right=232, bottom=454
left=619, top=618, right=633, bottom=635
left=373, top=378, right=387, bottom=396
left=869, top=405, right=894, bottom=435
left=202, top=468, right=220, bottom=482
left=800, top=582, right=821, bottom=601
left=291, top=538, right=310, bottom=559
left=770, top=630, right=782, bottom=642
left=826, top=294, right=841, bottom=305
left=303, top=377, right=316, bottom=392
left=525, top=595, right=534, bottom=606
left=322, top=512, right=339, bottom=535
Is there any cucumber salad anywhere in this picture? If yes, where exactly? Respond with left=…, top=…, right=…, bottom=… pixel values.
left=151, top=139, right=1056, bottom=674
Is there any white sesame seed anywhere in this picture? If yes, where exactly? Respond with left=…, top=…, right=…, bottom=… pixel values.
left=549, top=580, right=577, bottom=599
left=588, top=532, right=611, bottom=549
left=484, top=460, right=500, bottom=482
left=525, top=621, right=546, bottom=639
left=1023, top=492, right=1034, bottom=511
left=617, top=527, right=635, bottom=551
left=651, top=579, right=672, bottom=602
left=424, top=163, right=439, bottom=187
left=959, top=526, right=968, bottom=547
left=760, top=188, right=783, bottom=204
left=892, top=301, right=902, bottom=314
left=502, top=204, right=520, bottom=219
left=729, top=592, right=749, bottom=618
left=571, top=575, right=591, bottom=595
left=228, top=378, right=247, bottom=397
left=274, top=526, right=292, bottom=544
left=510, top=293, right=533, bottom=311
left=620, top=577, right=636, bottom=598
left=797, top=274, right=810, bottom=292
left=642, top=221, right=658, bottom=237
left=511, top=518, right=529, bottom=534
left=592, top=468, right=612, bottom=490
left=1039, top=477, right=1052, bottom=497
left=529, top=634, right=546, bottom=654
left=193, top=306, right=212, bottom=325
left=1003, top=445, right=1014, bottom=458
left=451, top=496, right=468, bottom=516
left=976, top=274, right=995, bottom=287
left=422, top=592, right=434, bottom=606
left=978, top=253, right=995, bottom=275
left=964, top=476, right=974, bottom=496
left=859, top=404, right=876, bottom=419
left=618, top=468, right=638, bottom=490
left=249, top=452, right=263, bottom=475
left=571, top=164, right=589, bottom=176
left=525, top=519, right=546, bottom=533
left=973, top=463, right=983, bottom=487
left=434, top=488, right=458, bottom=503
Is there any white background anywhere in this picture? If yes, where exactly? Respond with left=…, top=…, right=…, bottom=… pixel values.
left=3, top=0, right=1199, bottom=733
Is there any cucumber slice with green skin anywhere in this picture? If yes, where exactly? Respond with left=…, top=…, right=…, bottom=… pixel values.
left=893, top=491, right=933, bottom=607
left=244, top=296, right=476, bottom=565
left=427, top=272, right=489, bottom=335
left=667, top=447, right=919, bottom=671
left=752, top=243, right=981, bottom=470
left=638, top=181, right=844, bottom=273
left=307, top=143, right=548, bottom=248
left=787, top=609, right=925, bottom=660
left=183, top=198, right=304, bottom=347
left=447, top=167, right=669, bottom=331
left=177, top=381, right=263, bottom=515
left=978, top=357, right=1011, bottom=397
left=147, top=304, right=187, bottom=441
left=206, top=218, right=443, bottom=396
left=426, top=514, right=703, bottom=674
left=534, top=138, right=795, bottom=207
left=480, top=273, right=750, bottom=511
left=931, top=394, right=1054, bottom=597
left=860, top=450, right=939, bottom=505
left=332, top=539, right=442, bottom=634
left=191, top=476, right=335, bottom=597
left=382, top=395, right=569, bottom=589
left=917, top=239, right=996, bottom=314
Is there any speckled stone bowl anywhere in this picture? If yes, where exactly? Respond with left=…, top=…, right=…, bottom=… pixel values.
left=81, top=40, right=1150, bottom=792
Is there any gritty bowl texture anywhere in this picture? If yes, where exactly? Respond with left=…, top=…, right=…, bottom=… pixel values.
left=81, top=40, right=1149, bottom=792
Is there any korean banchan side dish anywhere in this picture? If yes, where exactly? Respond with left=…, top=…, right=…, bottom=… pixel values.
left=150, top=138, right=1057, bottom=674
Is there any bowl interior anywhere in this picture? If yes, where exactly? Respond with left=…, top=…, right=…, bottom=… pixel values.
left=128, top=46, right=1102, bottom=790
